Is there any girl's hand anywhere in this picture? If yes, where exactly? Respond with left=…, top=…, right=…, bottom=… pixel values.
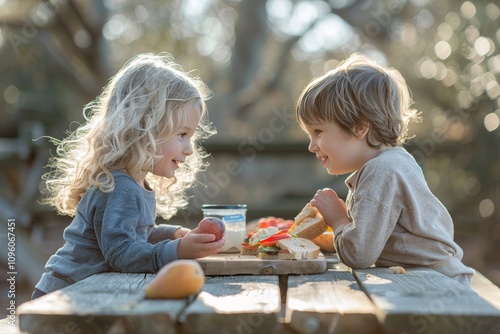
left=177, top=228, right=225, bottom=259
left=310, top=188, right=350, bottom=231
left=174, top=227, right=191, bottom=239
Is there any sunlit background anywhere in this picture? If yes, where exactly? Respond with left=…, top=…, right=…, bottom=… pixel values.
left=0, top=0, right=499, bottom=311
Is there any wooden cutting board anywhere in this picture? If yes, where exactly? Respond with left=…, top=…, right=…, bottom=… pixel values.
left=196, top=253, right=327, bottom=275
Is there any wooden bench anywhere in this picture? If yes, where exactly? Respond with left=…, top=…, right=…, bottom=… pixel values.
left=4, top=254, right=500, bottom=334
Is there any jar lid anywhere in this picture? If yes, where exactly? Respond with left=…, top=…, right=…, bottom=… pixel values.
left=202, top=204, right=247, bottom=210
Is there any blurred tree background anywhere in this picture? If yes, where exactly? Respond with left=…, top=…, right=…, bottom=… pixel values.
left=0, top=0, right=499, bottom=308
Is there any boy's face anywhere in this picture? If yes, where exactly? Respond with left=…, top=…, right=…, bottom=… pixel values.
left=152, top=103, right=201, bottom=179
left=303, top=120, right=371, bottom=175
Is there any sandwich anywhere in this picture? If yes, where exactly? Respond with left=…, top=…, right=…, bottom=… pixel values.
left=241, top=226, right=279, bottom=256
left=257, top=230, right=294, bottom=259
left=258, top=236, right=320, bottom=260
left=242, top=202, right=329, bottom=259
left=288, top=203, right=329, bottom=240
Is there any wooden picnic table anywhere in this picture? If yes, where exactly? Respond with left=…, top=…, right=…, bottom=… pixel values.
left=4, top=253, right=500, bottom=334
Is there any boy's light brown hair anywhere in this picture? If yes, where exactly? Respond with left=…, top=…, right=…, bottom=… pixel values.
left=295, top=53, right=421, bottom=147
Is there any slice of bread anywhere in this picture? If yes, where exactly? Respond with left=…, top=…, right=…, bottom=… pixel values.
left=241, top=247, right=259, bottom=256
left=258, top=250, right=294, bottom=260
left=290, top=217, right=328, bottom=240
left=292, top=203, right=317, bottom=225
left=276, top=238, right=320, bottom=260
left=288, top=203, right=328, bottom=240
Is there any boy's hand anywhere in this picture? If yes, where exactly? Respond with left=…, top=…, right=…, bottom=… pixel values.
left=176, top=228, right=225, bottom=259
left=311, top=188, right=350, bottom=231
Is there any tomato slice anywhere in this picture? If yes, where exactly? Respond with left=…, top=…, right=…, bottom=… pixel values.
left=242, top=242, right=259, bottom=250
left=259, top=230, right=292, bottom=247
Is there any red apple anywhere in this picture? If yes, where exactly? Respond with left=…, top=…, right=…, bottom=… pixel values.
left=197, top=217, right=226, bottom=241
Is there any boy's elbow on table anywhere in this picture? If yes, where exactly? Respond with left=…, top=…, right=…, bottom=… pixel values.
left=336, top=243, right=379, bottom=269
left=340, top=255, right=376, bottom=269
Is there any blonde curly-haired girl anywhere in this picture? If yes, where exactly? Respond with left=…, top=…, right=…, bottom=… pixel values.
left=33, top=53, right=224, bottom=299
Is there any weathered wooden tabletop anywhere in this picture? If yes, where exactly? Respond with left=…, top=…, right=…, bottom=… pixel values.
left=5, top=254, right=500, bottom=334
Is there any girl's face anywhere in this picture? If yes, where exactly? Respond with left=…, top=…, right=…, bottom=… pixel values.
left=303, top=120, right=371, bottom=175
left=152, top=103, right=202, bottom=179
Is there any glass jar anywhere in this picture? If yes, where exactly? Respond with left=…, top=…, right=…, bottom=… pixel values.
left=202, top=204, right=247, bottom=253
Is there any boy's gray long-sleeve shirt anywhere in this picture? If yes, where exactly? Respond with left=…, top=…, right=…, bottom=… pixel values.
left=36, top=171, right=181, bottom=294
left=334, top=147, right=475, bottom=285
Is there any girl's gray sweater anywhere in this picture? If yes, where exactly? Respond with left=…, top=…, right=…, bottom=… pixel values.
left=35, top=171, right=181, bottom=294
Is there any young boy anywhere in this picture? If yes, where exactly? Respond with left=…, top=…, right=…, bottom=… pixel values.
left=295, top=53, right=474, bottom=285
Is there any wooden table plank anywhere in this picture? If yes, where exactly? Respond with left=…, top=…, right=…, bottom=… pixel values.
left=354, top=267, right=500, bottom=334
left=17, top=273, right=187, bottom=334
left=196, top=253, right=327, bottom=275
left=181, top=275, right=281, bottom=334
left=471, top=271, right=500, bottom=310
left=286, top=262, right=382, bottom=334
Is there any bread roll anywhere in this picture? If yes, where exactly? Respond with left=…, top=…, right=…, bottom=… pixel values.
left=312, top=232, right=335, bottom=253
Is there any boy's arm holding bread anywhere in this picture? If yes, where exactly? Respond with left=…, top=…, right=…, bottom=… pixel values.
left=311, top=188, right=351, bottom=232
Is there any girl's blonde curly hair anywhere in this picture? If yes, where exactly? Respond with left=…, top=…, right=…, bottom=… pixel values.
left=43, top=53, right=215, bottom=219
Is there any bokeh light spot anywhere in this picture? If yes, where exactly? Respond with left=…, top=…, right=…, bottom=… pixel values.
left=416, top=9, right=434, bottom=30
left=435, top=41, right=452, bottom=60
left=419, top=58, right=437, bottom=79
left=134, top=5, right=148, bottom=23
left=460, top=1, right=476, bottom=19
left=474, top=37, right=492, bottom=56
left=74, top=29, right=91, bottom=48
left=437, top=22, right=453, bottom=41
left=464, top=176, right=480, bottom=196
left=4, top=85, right=20, bottom=104
left=457, top=90, right=473, bottom=109
left=484, top=113, right=500, bottom=132
left=487, top=55, right=500, bottom=73
left=445, top=12, right=462, bottom=30
left=479, top=199, right=494, bottom=218
left=486, top=81, right=500, bottom=100
left=324, top=59, right=340, bottom=72
left=485, top=3, right=500, bottom=21
left=103, top=15, right=126, bottom=41
left=401, top=23, right=417, bottom=46
left=465, top=26, right=480, bottom=44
